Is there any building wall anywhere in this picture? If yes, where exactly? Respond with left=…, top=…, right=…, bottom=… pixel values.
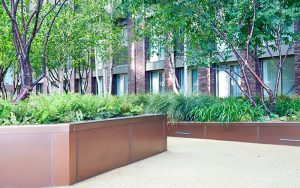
left=134, top=39, right=146, bottom=93
left=198, top=68, right=211, bottom=94
left=27, top=20, right=300, bottom=97
left=240, top=53, right=261, bottom=96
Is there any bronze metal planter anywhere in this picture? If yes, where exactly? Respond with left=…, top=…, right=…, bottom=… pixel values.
left=168, top=122, right=300, bottom=146
left=0, top=115, right=167, bottom=188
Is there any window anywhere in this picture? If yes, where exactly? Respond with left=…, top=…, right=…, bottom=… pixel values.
left=4, top=68, right=13, bottom=85
left=217, top=42, right=227, bottom=52
left=178, top=68, right=199, bottom=94
left=149, top=71, right=165, bottom=94
left=75, top=78, right=87, bottom=94
left=95, top=49, right=103, bottom=69
left=263, top=57, right=295, bottom=95
left=230, top=65, right=241, bottom=97
left=191, top=69, right=198, bottom=94
left=49, top=82, right=59, bottom=93
left=116, top=74, right=128, bottom=96
left=179, top=68, right=185, bottom=93
left=36, top=83, right=43, bottom=94
left=149, top=38, right=164, bottom=62
left=63, top=80, right=70, bottom=92
left=94, top=76, right=104, bottom=95
left=175, top=33, right=184, bottom=56
left=217, top=64, right=241, bottom=97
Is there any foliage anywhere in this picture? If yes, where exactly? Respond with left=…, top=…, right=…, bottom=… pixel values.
left=191, top=97, right=265, bottom=123
left=1, top=0, right=128, bottom=100
left=0, top=7, right=17, bottom=98
left=145, top=93, right=300, bottom=122
left=0, top=99, right=13, bottom=120
left=273, top=96, right=300, bottom=117
left=1, top=93, right=300, bottom=125
left=145, top=93, right=216, bottom=122
left=0, top=93, right=144, bottom=125
left=0, top=8, right=16, bottom=67
left=145, top=93, right=265, bottom=122
left=43, top=0, right=127, bottom=71
left=124, top=0, right=300, bottom=111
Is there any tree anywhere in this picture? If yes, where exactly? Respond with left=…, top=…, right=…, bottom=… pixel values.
left=125, top=0, right=300, bottom=112
left=1, top=0, right=68, bottom=103
left=44, top=0, right=126, bottom=95
left=0, top=7, right=17, bottom=99
left=92, top=0, right=128, bottom=95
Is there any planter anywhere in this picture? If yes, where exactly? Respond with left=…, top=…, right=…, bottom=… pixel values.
left=168, top=122, right=300, bottom=146
left=0, top=115, right=167, bottom=188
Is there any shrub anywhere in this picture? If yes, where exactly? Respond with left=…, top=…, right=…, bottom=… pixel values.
left=0, top=100, right=14, bottom=124
left=0, top=99, right=13, bottom=119
left=145, top=93, right=172, bottom=115
left=0, top=93, right=145, bottom=125
left=1, top=93, right=300, bottom=126
left=167, top=94, right=216, bottom=122
left=274, top=96, right=300, bottom=117
left=190, top=97, right=265, bottom=123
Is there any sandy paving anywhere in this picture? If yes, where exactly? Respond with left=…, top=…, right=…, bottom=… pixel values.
left=62, top=137, right=300, bottom=188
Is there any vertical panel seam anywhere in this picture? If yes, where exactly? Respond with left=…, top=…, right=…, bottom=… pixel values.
left=75, top=127, right=79, bottom=182
left=129, top=123, right=132, bottom=163
left=257, top=126, right=260, bottom=143
left=50, top=134, right=54, bottom=186
left=164, top=117, right=167, bottom=150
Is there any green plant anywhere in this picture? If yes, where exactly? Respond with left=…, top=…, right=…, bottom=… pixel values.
left=0, top=93, right=147, bottom=125
left=1, top=93, right=300, bottom=126
left=190, top=97, right=265, bottom=123
left=274, top=96, right=300, bottom=117
left=0, top=99, right=12, bottom=119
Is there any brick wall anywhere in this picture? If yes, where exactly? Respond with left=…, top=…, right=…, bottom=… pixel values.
left=127, top=19, right=136, bottom=94
left=240, top=53, right=261, bottom=96
left=127, top=18, right=146, bottom=94
left=197, top=65, right=216, bottom=96
left=135, top=39, right=146, bottom=93
left=198, top=68, right=210, bottom=94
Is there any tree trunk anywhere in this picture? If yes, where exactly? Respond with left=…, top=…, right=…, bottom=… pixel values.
left=0, top=81, right=7, bottom=100
left=13, top=58, right=33, bottom=103
left=168, top=52, right=180, bottom=94
left=59, top=68, right=64, bottom=93
left=183, top=34, right=188, bottom=96
left=107, top=58, right=113, bottom=95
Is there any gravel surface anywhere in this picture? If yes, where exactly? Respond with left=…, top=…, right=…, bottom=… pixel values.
left=63, top=137, right=300, bottom=188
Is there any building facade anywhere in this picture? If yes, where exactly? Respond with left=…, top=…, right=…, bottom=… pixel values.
left=29, top=19, right=300, bottom=97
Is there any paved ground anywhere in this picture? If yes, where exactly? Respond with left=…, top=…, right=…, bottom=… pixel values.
left=64, top=137, right=300, bottom=188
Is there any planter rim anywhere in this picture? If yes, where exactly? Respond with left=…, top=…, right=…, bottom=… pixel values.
left=72, top=114, right=165, bottom=125
left=0, top=123, right=70, bottom=129
left=169, top=121, right=300, bottom=125
left=0, top=114, right=165, bottom=128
